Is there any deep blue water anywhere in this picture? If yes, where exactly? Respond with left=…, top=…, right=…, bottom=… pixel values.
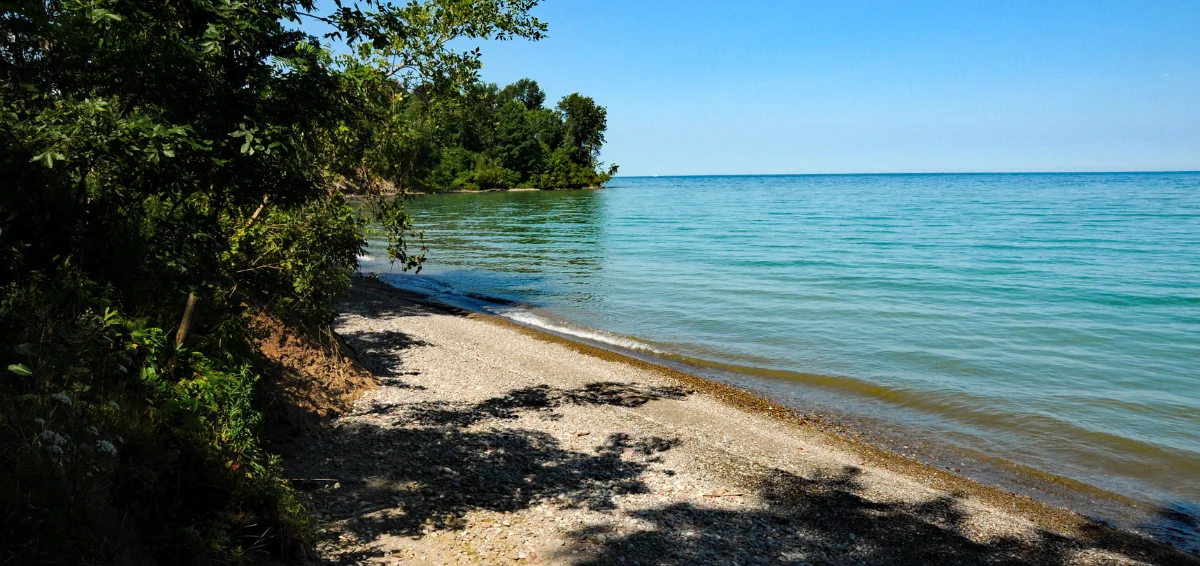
left=359, top=173, right=1200, bottom=528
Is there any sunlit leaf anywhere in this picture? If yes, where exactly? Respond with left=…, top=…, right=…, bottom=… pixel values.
left=7, top=363, right=32, bottom=376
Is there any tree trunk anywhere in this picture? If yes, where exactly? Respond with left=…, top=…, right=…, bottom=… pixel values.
left=175, top=292, right=198, bottom=346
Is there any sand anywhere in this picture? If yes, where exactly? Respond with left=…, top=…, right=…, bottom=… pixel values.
left=285, top=280, right=1197, bottom=565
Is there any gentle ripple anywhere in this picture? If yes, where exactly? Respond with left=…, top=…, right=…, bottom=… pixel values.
left=361, top=173, right=1200, bottom=526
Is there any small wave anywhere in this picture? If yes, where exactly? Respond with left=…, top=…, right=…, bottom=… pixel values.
left=357, top=254, right=376, bottom=262
left=379, top=273, right=461, bottom=297
left=500, top=309, right=663, bottom=354
left=375, top=274, right=658, bottom=353
left=465, top=292, right=519, bottom=306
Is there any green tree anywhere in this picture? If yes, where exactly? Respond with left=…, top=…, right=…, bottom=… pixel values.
left=498, top=77, right=547, bottom=110
left=457, top=81, right=502, bottom=152
left=406, top=79, right=617, bottom=191
left=491, top=99, right=545, bottom=179
left=532, top=106, right=566, bottom=151
left=558, top=92, right=608, bottom=167
left=0, top=0, right=545, bottom=562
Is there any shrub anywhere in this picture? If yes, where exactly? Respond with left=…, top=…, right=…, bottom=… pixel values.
left=0, top=0, right=545, bottom=561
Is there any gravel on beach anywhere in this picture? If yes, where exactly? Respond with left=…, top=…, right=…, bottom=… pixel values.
left=284, top=281, right=1197, bottom=566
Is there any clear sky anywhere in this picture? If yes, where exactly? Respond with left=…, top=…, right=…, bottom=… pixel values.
left=310, top=1, right=1200, bottom=176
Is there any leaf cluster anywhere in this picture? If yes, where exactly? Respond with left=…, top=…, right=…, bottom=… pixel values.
left=0, top=0, right=545, bottom=562
left=372, top=77, right=619, bottom=192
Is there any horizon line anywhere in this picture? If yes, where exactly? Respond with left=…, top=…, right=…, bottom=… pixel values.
left=615, top=170, right=1200, bottom=179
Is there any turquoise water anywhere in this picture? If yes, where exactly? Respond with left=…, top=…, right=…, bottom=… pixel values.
left=360, top=173, right=1200, bottom=522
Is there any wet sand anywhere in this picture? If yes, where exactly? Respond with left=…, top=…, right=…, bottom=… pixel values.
left=287, top=279, right=1198, bottom=565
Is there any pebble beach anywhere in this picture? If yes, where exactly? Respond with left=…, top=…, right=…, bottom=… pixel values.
left=285, top=281, right=1197, bottom=565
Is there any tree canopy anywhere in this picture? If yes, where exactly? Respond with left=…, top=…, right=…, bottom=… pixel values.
left=0, top=0, right=599, bottom=562
left=375, top=76, right=618, bottom=192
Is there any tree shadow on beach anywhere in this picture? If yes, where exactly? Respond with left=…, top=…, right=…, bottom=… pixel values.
left=289, top=381, right=1200, bottom=565
left=335, top=281, right=464, bottom=382
left=287, top=381, right=689, bottom=563
left=339, top=279, right=472, bottom=321
left=300, top=424, right=653, bottom=527
left=400, top=381, right=691, bottom=427
left=308, top=284, right=1199, bottom=564
left=338, top=327, right=432, bottom=379
left=562, top=463, right=1199, bottom=566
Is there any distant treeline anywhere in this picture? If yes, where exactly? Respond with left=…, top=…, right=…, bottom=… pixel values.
left=384, top=78, right=617, bottom=192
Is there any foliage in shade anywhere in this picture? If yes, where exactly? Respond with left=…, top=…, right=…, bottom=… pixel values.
left=0, top=0, right=549, bottom=562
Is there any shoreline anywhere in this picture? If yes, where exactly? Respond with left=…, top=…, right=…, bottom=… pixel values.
left=368, top=279, right=1175, bottom=536
left=410, top=186, right=605, bottom=195
left=364, top=274, right=1179, bottom=528
left=347, top=186, right=605, bottom=198
left=291, top=278, right=1198, bottom=564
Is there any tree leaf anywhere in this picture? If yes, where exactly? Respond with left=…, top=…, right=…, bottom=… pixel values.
left=182, top=412, right=204, bottom=432
left=8, top=363, right=32, bottom=376
left=14, top=343, right=38, bottom=356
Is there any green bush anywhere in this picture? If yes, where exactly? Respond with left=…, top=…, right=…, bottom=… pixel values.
left=0, top=0, right=545, bottom=562
left=452, top=156, right=523, bottom=190
left=0, top=268, right=314, bottom=564
left=412, top=80, right=617, bottom=191
left=529, top=146, right=616, bottom=189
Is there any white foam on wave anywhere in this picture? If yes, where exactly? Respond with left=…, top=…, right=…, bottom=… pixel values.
left=374, top=275, right=660, bottom=354
left=500, top=309, right=662, bottom=354
left=357, top=254, right=376, bottom=262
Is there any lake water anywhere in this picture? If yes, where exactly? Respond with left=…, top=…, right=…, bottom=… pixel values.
left=359, top=173, right=1200, bottom=542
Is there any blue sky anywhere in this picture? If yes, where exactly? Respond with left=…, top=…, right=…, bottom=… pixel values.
left=307, top=1, right=1200, bottom=176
